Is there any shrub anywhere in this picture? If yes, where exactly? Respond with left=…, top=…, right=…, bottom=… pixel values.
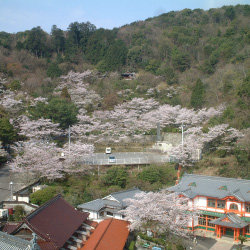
left=9, top=80, right=21, bottom=90
left=102, top=166, right=128, bottom=188
left=30, top=186, right=63, bottom=206
left=129, top=240, right=135, bottom=250
left=13, top=205, right=25, bottom=221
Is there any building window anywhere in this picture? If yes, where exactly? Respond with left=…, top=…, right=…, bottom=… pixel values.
left=207, top=216, right=217, bottom=228
left=198, top=216, right=206, bottom=226
left=217, top=200, right=226, bottom=209
left=230, top=203, right=238, bottom=210
left=208, top=199, right=216, bottom=208
left=107, top=211, right=113, bottom=216
left=246, top=203, right=250, bottom=213
left=246, top=225, right=250, bottom=234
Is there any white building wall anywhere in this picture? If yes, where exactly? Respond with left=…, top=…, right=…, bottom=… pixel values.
left=84, top=210, right=97, bottom=219
left=193, top=197, right=207, bottom=208
left=193, top=217, right=198, bottom=227
left=13, top=196, right=29, bottom=203
left=113, top=213, right=123, bottom=220
left=227, top=201, right=241, bottom=211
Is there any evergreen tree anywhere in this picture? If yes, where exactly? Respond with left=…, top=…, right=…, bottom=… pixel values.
left=191, top=79, right=205, bottom=109
left=0, top=118, right=17, bottom=145
left=103, top=40, right=128, bottom=71
left=61, top=86, right=71, bottom=101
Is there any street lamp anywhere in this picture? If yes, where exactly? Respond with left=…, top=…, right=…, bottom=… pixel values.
left=9, top=182, right=13, bottom=201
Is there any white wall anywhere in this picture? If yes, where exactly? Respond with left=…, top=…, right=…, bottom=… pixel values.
left=13, top=195, right=29, bottom=203
left=227, top=201, right=241, bottom=211
left=193, top=197, right=207, bottom=208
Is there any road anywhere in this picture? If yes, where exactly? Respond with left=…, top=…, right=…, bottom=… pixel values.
left=0, top=164, right=24, bottom=202
left=83, top=152, right=170, bottom=165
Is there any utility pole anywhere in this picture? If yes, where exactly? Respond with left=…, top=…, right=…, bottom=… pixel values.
left=68, top=125, right=71, bottom=154
left=181, top=122, right=184, bottom=149
left=9, top=182, right=13, bottom=201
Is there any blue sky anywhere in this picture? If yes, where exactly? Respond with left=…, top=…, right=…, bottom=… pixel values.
left=0, top=0, right=249, bottom=33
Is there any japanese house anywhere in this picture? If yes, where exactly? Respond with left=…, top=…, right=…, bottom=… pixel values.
left=77, top=188, right=141, bottom=221
left=3, top=194, right=96, bottom=250
left=169, top=173, right=250, bottom=242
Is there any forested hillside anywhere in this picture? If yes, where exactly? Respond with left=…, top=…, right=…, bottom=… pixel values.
left=0, top=4, right=249, bottom=181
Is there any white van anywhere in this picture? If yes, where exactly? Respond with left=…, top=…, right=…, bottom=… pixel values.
left=105, top=147, right=111, bottom=154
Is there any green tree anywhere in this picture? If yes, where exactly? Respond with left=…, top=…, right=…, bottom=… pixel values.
left=85, top=28, right=115, bottom=65
left=29, top=97, right=78, bottom=129
left=30, top=186, right=63, bottom=206
left=9, top=80, right=22, bottom=91
left=191, top=79, right=206, bottom=109
left=104, top=40, right=128, bottom=71
left=51, top=25, right=65, bottom=54
left=24, top=26, right=49, bottom=58
left=171, top=49, right=190, bottom=72
left=238, top=75, right=250, bottom=107
left=127, top=46, right=143, bottom=68
left=61, top=86, right=71, bottom=101
left=138, top=166, right=161, bottom=184
left=0, top=118, right=17, bottom=145
left=46, top=63, right=62, bottom=78
left=0, top=32, right=12, bottom=49
left=103, top=166, right=128, bottom=188
left=13, top=205, right=25, bottom=222
left=138, top=165, right=176, bottom=185
left=224, top=6, right=235, bottom=21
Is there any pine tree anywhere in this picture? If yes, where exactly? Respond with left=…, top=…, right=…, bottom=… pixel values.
left=191, top=78, right=205, bottom=109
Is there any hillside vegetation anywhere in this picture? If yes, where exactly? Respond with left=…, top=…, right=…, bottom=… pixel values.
left=0, top=4, right=249, bottom=181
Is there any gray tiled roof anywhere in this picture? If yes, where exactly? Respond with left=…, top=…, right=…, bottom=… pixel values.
left=168, top=173, right=250, bottom=202
left=210, top=213, right=250, bottom=228
left=0, top=231, right=41, bottom=250
left=77, top=199, right=122, bottom=211
left=77, top=188, right=141, bottom=212
left=108, top=188, right=142, bottom=207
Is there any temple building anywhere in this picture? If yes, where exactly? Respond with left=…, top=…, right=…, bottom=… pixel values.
left=169, top=173, right=250, bottom=242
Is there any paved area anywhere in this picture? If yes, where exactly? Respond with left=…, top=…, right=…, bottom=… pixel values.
left=0, top=164, right=24, bottom=202
left=83, top=152, right=170, bottom=165
left=191, top=231, right=250, bottom=250
left=136, top=233, right=250, bottom=250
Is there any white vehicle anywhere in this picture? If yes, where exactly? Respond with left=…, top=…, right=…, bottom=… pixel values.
left=105, top=147, right=112, bottom=154
left=108, top=156, right=116, bottom=163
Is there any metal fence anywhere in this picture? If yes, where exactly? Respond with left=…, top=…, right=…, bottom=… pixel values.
left=83, top=154, right=170, bottom=166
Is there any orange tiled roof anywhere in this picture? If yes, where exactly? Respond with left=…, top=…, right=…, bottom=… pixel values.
left=81, top=218, right=129, bottom=250
left=84, top=219, right=98, bottom=228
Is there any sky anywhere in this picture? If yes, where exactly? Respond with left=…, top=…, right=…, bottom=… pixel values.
left=0, top=0, right=249, bottom=33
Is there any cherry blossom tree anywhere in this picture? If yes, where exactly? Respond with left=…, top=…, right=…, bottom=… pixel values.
left=0, top=90, right=23, bottom=111
left=9, top=141, right=94, bottom=180
left=61, top=141, right=94, bottom=173
left=16, top=115, right=62, bottom=140
left=121, top=190, right=200, bottom=238
left=168, top=124, right=243, bottom=166
left=9, top=142, right=64, bottom=180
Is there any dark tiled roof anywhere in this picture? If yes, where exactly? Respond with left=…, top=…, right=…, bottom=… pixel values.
left=11, top=194, right=89, bottom=249
left=81, top=218, right=129, bottom=250
left=210, top=213, right=250, bottom=228
left=169, top=173, right=250, bottom=201
left=2, top=222, right=20, bottom=234
left=0, top=231, right=41, bottom=250
left=14, top=180, right=40, bottom=196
